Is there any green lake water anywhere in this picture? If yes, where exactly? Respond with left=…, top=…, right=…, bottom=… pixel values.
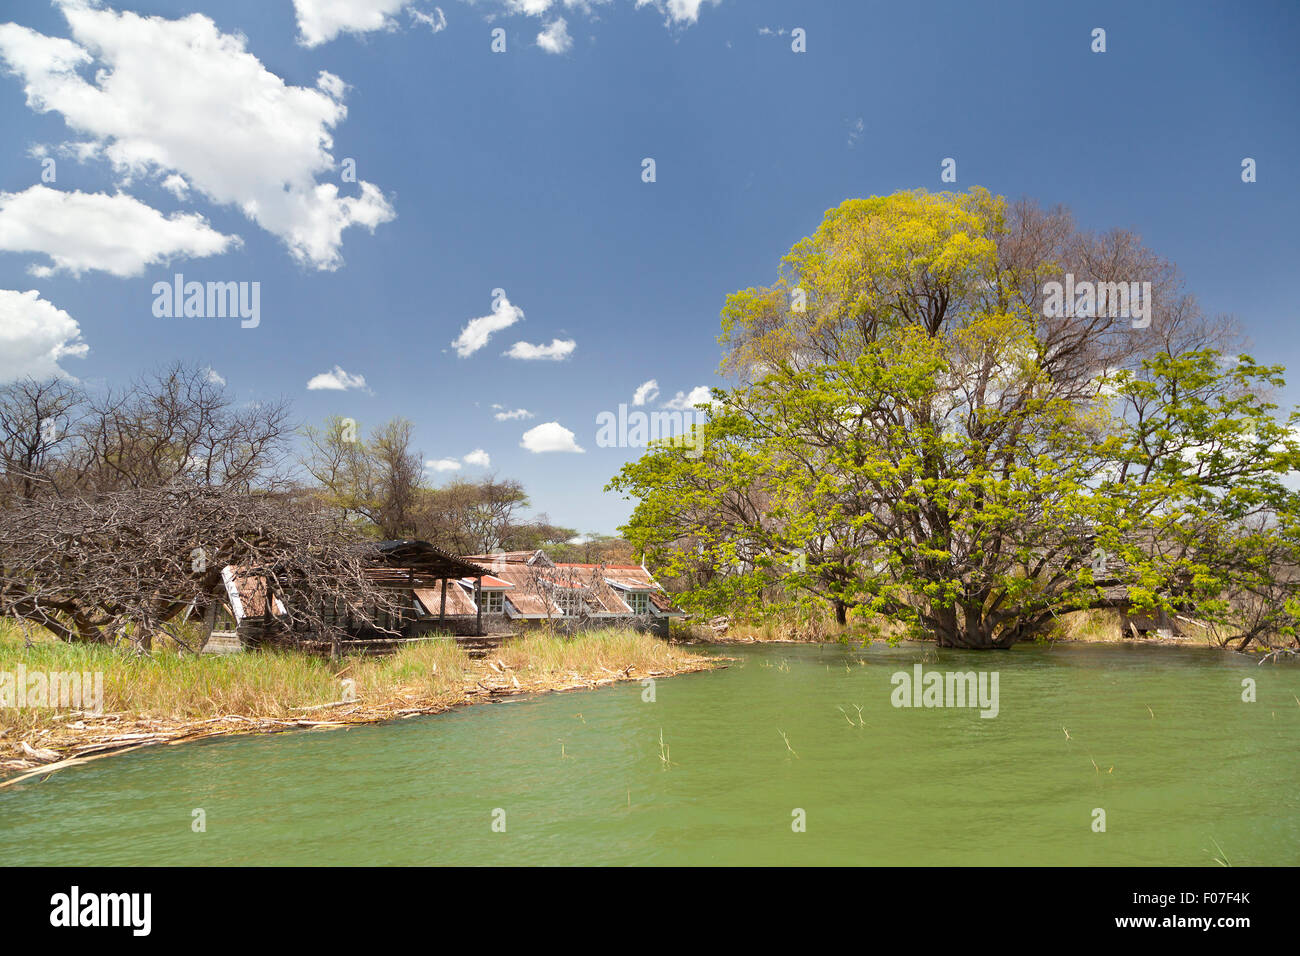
left=1, top=642, right=1297, bottom=865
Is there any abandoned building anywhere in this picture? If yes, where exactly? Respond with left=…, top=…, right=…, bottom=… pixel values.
left=461, top=549, right=686, bottom=633
left=202, top=542, right=684, bottom=653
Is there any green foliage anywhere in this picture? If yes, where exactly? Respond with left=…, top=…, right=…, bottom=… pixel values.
left=611, top=189, right=1300, bottom=648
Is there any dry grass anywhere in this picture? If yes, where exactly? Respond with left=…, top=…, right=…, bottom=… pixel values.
left=677, top=606, right=907, bottom=644
left=497, top=627, right=686, bottom=674
left=1049, top=609, right=1218, bottom=645
left=0, top=621, right=716, bottom=783
left=681, top=604, right=1223, bottom=647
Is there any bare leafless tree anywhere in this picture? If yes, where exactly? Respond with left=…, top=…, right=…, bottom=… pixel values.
left=0, top=362, right=294, bottom=501
left=0, top=482, right=400, bottom=651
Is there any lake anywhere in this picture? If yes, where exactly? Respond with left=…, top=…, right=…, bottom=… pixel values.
left=1, top=641, right=1296, bottom=865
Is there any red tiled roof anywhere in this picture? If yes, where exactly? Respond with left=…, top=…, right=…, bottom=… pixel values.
left=461, top=574, right=514, bottom=589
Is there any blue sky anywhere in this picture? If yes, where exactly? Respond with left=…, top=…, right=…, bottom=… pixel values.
left=0, top=0, right=1297, bottom=535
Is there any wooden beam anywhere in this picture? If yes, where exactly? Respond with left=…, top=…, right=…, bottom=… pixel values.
left=440, top=578, right=447, bottom=622
left=475, top=576, right=482, bottom=636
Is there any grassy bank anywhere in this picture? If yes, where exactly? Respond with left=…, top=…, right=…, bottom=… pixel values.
left=0, top=622, right=717, bottom=785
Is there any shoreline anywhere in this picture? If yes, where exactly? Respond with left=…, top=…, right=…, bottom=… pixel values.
left=0, top=644, right=723, bottom=790
left=2, top=630, right=1280, bottom=788
left=675, top=633, right=1244, bottom=651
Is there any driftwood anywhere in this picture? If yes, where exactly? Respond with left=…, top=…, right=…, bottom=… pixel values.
left=0, top=654, right=725, bottom=789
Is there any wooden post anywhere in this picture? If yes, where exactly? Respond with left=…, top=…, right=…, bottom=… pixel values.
left=475, top=576, right=482, bottom=636
left=406, top=567, right=414, bottom=637
left=440, top=577, right=447, bottom=622
left=262, top=579, right=271, bottom=643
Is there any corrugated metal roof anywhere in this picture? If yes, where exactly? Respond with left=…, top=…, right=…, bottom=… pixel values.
left=413, top=584, right=478, bottom=617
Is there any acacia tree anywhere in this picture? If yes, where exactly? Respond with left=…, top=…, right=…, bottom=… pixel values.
left=300, top=416, right=423, bottom=538
left=609, top=189, right=1300, bottom=649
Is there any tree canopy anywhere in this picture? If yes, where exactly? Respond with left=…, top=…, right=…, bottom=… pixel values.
left=610, top=189, right=1300, bottom=649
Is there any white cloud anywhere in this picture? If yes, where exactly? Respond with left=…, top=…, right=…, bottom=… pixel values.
left=632, top=378, right=659, bottom=405
left=507, top=0, right=559, bottom=14
left=307, top=365, right=368, bottom=391
left=161, top=174, right=188, bottom=199
left=505, top=338, right=575, bottom=360
left=426, top=457, right=462, bottom=472
left=635, top=0, right=718, bottom=26
left=453, top=291, right=524, bottom=358
left=463, top=448, right=491, bottom=467
left=520, top=421, right=584, bottom=453
left=847, top=117, right=864, bottom=148
left=537, top=17, right=572, bottom=53
left=493, top=406, right=534, bottom=421
left=470, top=1, right=710, bottom=32
left=293, top=0, right=446, bottom=46
left=411, top=6, right=448, bottom=33
left=0, top=4, right=394, bottom=271
left=662, top=385, right=712, bottom=409
left=203, top=367, right=226, bottom=387
left=0, top=185, right=237, bottom=278
left=316, top=71, right=347, bottom=100
left=0, top=288, right=88, bottom=382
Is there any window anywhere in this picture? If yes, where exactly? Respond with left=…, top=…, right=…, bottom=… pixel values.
left=213, top=601, right=238, bottom=633
left=553, top=588, right=584, bottom=616
left=480, top=589, right=504, bottom=614
left=625, top=591, right=651, bottom=615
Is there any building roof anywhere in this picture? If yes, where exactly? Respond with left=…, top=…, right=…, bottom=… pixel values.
left=459, top=552, right=686, bottom=618
left=369, top=540, right=488, bottom=579
left=463, top=550, right=553, bottom=569
left=462, top=574, right=514, bottom=589
left=413, top=584, right=478, bottom=617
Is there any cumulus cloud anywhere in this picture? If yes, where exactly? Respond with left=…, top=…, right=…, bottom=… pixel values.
left=0, top=288, right=88, bottom=382
left=492, top=405, right=534, bottom=421
left=203, top=367, right=226, bottom=387
left=307, top=365, right=368, bottom=391
left=453, top=291, right=524, bottom=358
left=505, top=338, right=575, bottom=360
left=293, top=0, right=447, bottom=46
left=429, top=448, right=491, bottom=471
left=295, top=0, right=410, bottom=45
left=0, top=3, right=394, bottom=271
left=632, top=379, right=659, bottom=405
left=0, top=185, right=237, bottom=278
left=520, top=421, right=584, bottom=453
left=537, top=17, right=572, bottom=53
left=662, top=385, right=712, bottom=409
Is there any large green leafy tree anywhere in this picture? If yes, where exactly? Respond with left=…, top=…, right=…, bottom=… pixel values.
left=609, top=190, right=1300, bottom=649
